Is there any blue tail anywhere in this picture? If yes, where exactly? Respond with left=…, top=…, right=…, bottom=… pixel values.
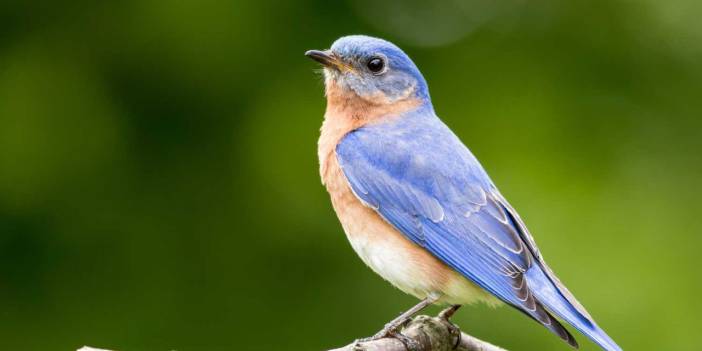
left=526, top=267, right=622, bottom=351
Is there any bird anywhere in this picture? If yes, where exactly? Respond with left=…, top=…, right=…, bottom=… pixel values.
left=305, top=35, right=622, bottom=351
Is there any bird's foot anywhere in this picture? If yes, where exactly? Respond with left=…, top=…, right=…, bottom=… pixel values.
left=353, top=318, right=421, bottom=351
left=352, top=296, right=439, bottom=350
left=438, top=305, right=462, bottom=349
left=388, top=330, right=423, bottom=351
left=354, top=318, right=408, bottom=342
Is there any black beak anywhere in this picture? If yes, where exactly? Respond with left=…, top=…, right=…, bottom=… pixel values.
left=305, top=49, right=336, bottom=67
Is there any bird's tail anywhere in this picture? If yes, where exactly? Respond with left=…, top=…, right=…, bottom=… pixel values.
left=526, top=267, right=623, bottom=351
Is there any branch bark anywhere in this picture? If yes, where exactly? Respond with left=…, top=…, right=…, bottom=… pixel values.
left=328, top=315, right=507, bottom=351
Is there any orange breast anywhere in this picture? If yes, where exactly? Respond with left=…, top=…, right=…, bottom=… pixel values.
left=316, top=82, right=499, bottom=306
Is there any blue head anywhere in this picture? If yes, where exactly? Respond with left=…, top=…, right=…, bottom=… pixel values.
left=306, top=35, right=430, bottom=105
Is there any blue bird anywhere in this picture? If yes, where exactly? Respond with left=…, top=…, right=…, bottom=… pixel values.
left=306, top=35, right=621, bottom=351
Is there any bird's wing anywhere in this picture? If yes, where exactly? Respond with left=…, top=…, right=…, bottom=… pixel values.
left=335, top=114, right=620, bottom=351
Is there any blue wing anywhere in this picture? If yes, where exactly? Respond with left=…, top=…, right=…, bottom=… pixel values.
left=336, top=109, right=622, bottom=351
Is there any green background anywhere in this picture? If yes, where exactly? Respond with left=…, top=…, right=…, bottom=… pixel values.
left=1, top=0, right=700, bottom=350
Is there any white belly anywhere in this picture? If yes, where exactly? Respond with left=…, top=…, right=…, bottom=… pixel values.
left=342, top=206, right=443, bottom=299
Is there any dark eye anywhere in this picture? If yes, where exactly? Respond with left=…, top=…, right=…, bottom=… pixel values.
left=367, top=57, right=385, bottom=74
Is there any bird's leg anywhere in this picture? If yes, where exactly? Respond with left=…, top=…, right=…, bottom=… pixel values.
left=438, top=304, right=461, bottom=320
left=355, top=293, right=440, bottom=348
left=373, top=294, right=440, bottom=339
left=438, top=305, right=462, bottom=349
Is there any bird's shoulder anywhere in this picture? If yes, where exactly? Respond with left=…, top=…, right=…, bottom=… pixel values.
left=337, top=110, right=494, bottom=202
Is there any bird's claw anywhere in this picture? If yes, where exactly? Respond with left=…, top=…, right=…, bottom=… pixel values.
left=352, top=330, right=389, bottom=349
left=365, top=318, right=411, bottom=339
left=352, top=322, right=422, bottom=351
left=389, top=330, right=423, bottom=351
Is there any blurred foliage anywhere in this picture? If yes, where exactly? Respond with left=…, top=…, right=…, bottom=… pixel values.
left=0, top=0, right=701, bottom=350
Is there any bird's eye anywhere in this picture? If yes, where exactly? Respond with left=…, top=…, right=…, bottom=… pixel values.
left=367, top=57, right=385, bottom=74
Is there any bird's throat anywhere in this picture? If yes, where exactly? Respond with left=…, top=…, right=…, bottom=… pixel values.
left=318, top=81, right=421, bottom=183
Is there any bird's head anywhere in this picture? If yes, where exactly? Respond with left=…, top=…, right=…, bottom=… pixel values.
left=306, top=35, right=430, bottom=108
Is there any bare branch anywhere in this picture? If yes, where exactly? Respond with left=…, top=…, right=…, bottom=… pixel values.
left=329, top=315, right=507, bottom=351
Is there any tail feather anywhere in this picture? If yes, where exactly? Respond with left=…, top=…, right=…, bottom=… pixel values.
left=526, top=267, right=622, bottom=351
left=541, top=306, right=579, bottom=349
left=526, top=302, right=579, bottom=349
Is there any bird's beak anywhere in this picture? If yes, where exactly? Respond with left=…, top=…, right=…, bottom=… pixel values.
left=305, top=49, right=350, bottom=71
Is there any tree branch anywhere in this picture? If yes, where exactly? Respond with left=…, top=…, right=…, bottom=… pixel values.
left=328, top=315, right=507, bottom=351
left=78, top=314, right=507, bottom=351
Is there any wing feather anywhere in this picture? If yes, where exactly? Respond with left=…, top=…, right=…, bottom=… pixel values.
left=335, top=115, right=592, bottom=348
